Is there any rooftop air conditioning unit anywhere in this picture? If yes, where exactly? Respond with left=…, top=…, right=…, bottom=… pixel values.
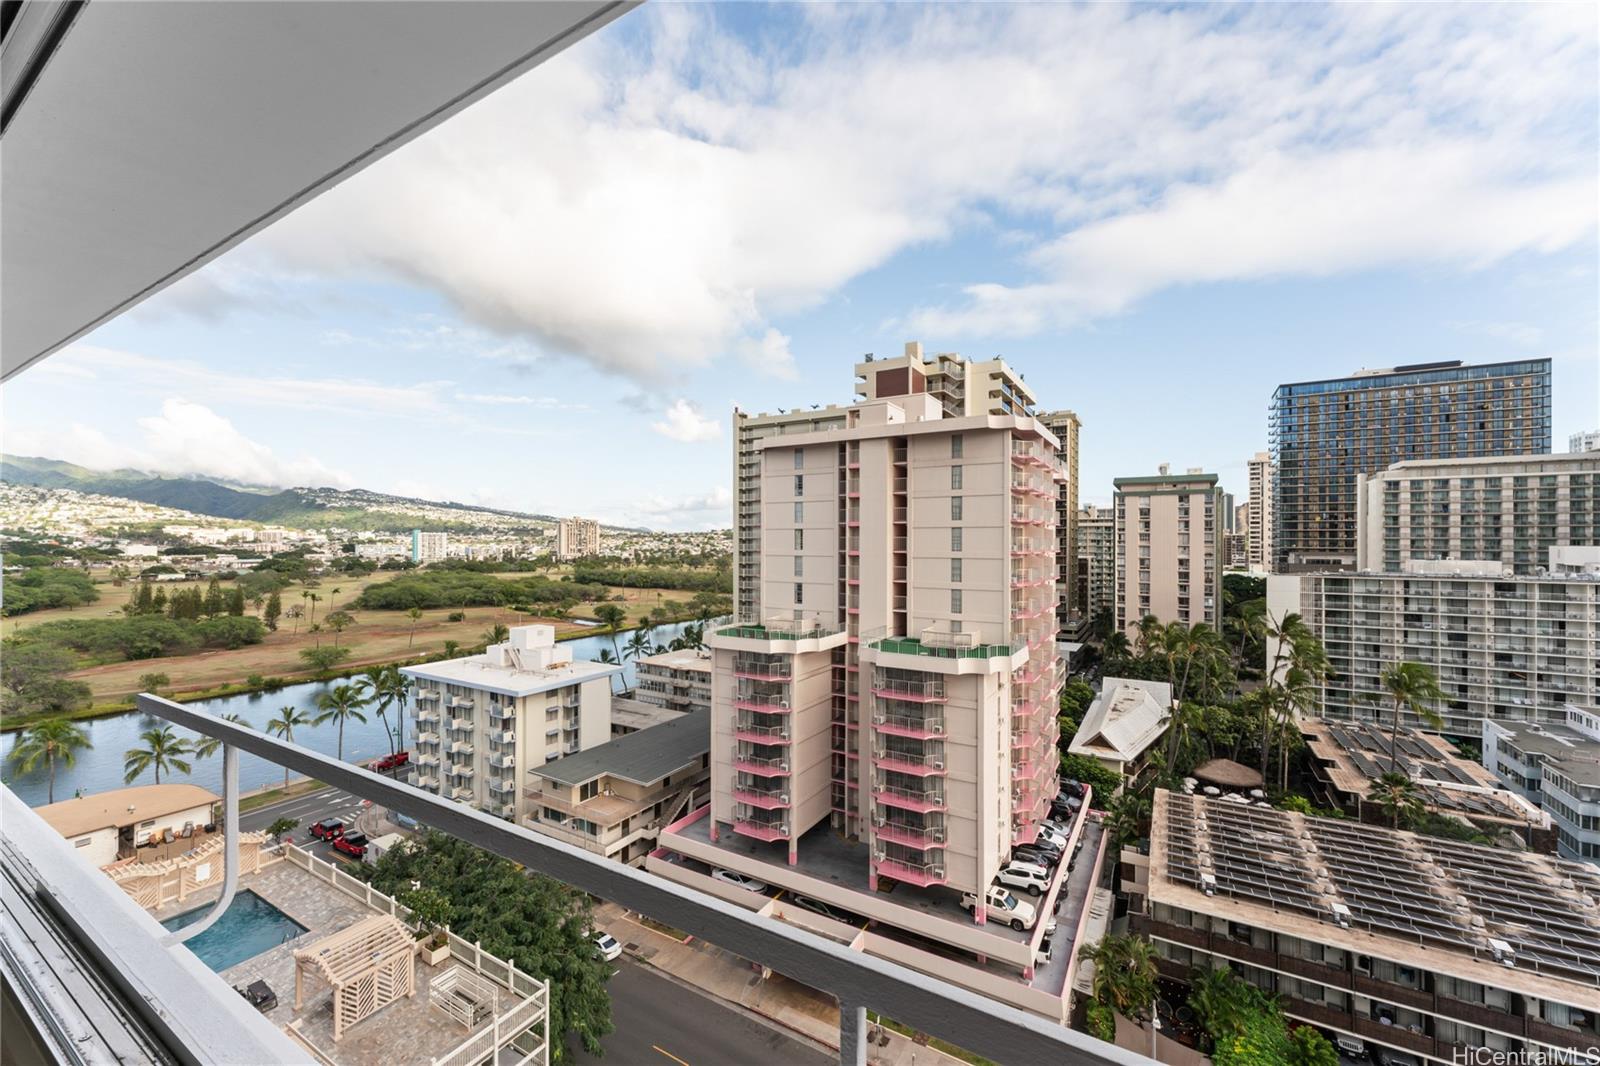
left=1200, top=873, right=1217, bottom=897
left=779, top=701, right=789, bottom=710
left=932, top=760, right=946, bottom=771
left=872, top=814, right=886, bottom=827
left=873, top=849, right=887, bottom=862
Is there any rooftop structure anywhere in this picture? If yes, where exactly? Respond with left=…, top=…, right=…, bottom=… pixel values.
left=525, top=709, right=710, bottom=865
left=1130, top=790, right=1600, bottom=1062
left=607, top=694, right=689, bottom=735
left=1355, top=451, right=1598, bottom=574
left=1066, top=678, right=1171, bottom=782
left=403, top=624, right=619, bottom=820
left=1112, top=466, right=1223, bottom=637
left=1484, top=708, right=1600, bottom=866
left=1300, top=719, right=1545, bottom=831
left=1269, top=359, right=1553, bottom=572
left=37, top=783, right=219, bottom=865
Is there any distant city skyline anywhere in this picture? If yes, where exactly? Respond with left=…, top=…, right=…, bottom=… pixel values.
left=2, top=3, right=1595, bottom=531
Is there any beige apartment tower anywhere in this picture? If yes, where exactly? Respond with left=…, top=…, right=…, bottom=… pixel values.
left=555, top=517, right=602, bottom=560
left=1112, top=466, right=1223, bottom=638
left=1246, top=451, right=1272, bottom=571
left=1038, top=409, right=1081, bottom=635
left=710, top=348, right=1064, bottom=901
left=1075, top=504, right=1115, bottom=625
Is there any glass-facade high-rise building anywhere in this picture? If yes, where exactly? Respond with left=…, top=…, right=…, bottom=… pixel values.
left=1269, top=359, right=1552, bottom=572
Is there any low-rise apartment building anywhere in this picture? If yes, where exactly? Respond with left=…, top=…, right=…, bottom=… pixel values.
left=402, top=625, right=620, bottom=820
left=1356, top=452, right=1599, bottom=574
left=1300, top=719, right=1545, bottom=836
left=524, top=709, right=709, bottom=865
left=1127, top=791, right=1600, bottom=1064
left=1483, top=707, right=1600, bottom=865
left=1112, top=466, right=1223, bottom=638
left=1267, top=553, right=1600, bottom=735
left=633, top=648, right=713, bottom=714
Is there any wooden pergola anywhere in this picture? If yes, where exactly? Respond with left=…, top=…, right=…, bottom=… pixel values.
left=293, top=914, right=416, bottom=1041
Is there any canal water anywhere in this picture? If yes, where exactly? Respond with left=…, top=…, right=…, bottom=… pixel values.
left=1, top=619, right=719, bottom=807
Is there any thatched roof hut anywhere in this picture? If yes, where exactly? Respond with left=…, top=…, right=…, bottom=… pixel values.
left=1192, top=758, right=1264, bottom=790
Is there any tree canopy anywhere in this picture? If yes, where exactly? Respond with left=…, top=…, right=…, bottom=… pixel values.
left=1, top=567, right=99, bottom=616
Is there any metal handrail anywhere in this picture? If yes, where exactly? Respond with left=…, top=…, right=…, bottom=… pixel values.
left=132, top=693, right=1144, bottom=1066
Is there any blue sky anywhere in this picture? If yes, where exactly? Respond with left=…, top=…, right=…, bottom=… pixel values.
left=3, top=3, right=1596, bottom=528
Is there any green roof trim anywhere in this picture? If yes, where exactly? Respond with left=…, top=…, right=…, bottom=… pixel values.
left=870, top=636, right=1013, bottom=660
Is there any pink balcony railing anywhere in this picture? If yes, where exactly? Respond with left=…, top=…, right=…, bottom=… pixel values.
left=732, top=754, right=790, bottom=777
left=875, top=821, right=947, bottom=849
left=872, top=713, right=945, bottom=739
left=732, top=787, right=791, bottom=809
left=734, top=694, right=792, bottom=713
left=875, top=855, right=948, bottom=887
left=733, top=662, right=791, bottom=681
left=733, top=724, right=791, bottom=745
left=873, top=785, right=947, bottom=813
left=873, top=748, right=946, bottom=776
left=871, top=680, right=947, bottom=703
left=733, top=818, right=790, bottom=842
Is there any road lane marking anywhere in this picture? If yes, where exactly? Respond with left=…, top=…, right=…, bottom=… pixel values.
left=652, top=1046, right=691, bottom=1066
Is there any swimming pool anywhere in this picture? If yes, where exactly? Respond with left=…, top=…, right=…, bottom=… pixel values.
left=160, top=890, right=307, bottom=973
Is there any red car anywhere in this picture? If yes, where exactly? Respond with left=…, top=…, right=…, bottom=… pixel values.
left=371, top=751, right=410, bottom=772
left=310, top=818, right=344, bottom=841
left=332, top=831, right=368, bottom=859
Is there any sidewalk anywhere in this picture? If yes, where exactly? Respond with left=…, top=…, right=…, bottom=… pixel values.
left=594, top=900, right=971, bottom=1066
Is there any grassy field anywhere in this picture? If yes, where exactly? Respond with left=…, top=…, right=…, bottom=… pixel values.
left=4, top=569, right=713, bottom=707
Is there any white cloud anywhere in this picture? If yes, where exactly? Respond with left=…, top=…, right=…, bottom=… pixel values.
left=455, top=392, right=589, bottom=410
left=651, top=399, right=722, bottom=443
left=6, top=399, right=354, bottom=489
left=175, top=4, right=1590, bottom=372
left=1446, top=320, right=1545, bottom=348
left=739, top=327, right=799, bottom=380
left=618, top=486, right=732, bottom=531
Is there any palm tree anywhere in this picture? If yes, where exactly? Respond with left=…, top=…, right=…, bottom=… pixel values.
left=302, top=590, right=320, bottom=624
left=1378, top=661, right=1445, bottom=775
left=266, top=706, right=312, bottom=791
left=406, top=607, right=424, bottom=647
left=8, top=720, right=92, bottom=803
left=314, top=684, right=369, bottom=762
left=1077, top=934, right=1158, bottom=1021
left=442, top=640, right=461, bottom=658
left=194, top=713, right=250, bottom=759
left=1370, top=770, right=1424, bottom=829
left=123, top=725, right=193, bottom=785
left=624, top=627, right=653, bottom=663
left=1102, top=630, right=1132, bottom=665
left=482, top=623, right=509, bottom=647
left=355, top=666, right=403, bottom=756
left=1134, top=614, right=1164, bottom=659
left=1257, top=611, right=1325, bottom=783
left=595, top=648, right=618, bottom=665
left=594, top=603, right=627, bottom=662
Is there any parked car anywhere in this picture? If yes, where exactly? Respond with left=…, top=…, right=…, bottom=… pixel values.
left=995, top=861, right=1052, bottom=896
left=371, top=751, right=410, bottom=772
left=1057, top=778, right=1085, bottom=798
left=1331, top=1032, right=1366, bottom=1065
left=711, top=869, right=770, bottom=894
left=593, top=932, right=622, bottom=962
left=1034, top=934, right=1054, bottom=967
left=1012, top=844, right=1059, bottom=869
left=1026, top=834, right=1065, bottom=860
left=960, top=886, right=1038, bottom=931
left=332, top=831, right=368, bottom=859
left=1035, top=824, right=1069, bottom=851
left=790, top=895, right=855, bottom=924
left=310, top=818, right=344, bottom=841
left=1372, top=1049, right=1421, bottom=1066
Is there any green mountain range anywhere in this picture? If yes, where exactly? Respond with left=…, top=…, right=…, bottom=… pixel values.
left=0, top=455, right=585, bottom=532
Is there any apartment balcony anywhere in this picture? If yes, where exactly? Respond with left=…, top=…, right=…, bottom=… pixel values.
left=872, top=746, right=947, bottom=776
left=416, top=707, right=442, bottom=725
left=415, top=690, right=441, bottom=703
left=450, top=786, right=475, bottom=802
left=733, top=722, right=792, bottom=745
left=488, top=752, right=515, bottom=770
left=874, top=820, right=947, bottom=849
left=449, top=741, right=475, bottom=756
left=491, top=802, right=517, bottom=819
left=449, top=717, right=474, bottom=732
left=872, top=784, right=947, bottom=813
left=732, top=658, right=793, bottom=681
left=872, top=711, right=946, bottom=739
left=731, top=815, right=790, bottom=842
left=447, top=765, right=476, bottom=781
left=869, top=634, right=1013, bottom=661
left=732, top=754, right=790, bottom=777
left=447, top=696, right=474, bottom=710
left=488, top=777, right=517, bottom=796
left=734, top=692, right=792, bottom=713
left=870, top=678, right=947, bottom=703
left=488, top=704, right=515, bottom=724
left=416, top=753, right=441, bottom=768
left=874, top=854, right=947, bottom=887
left=415, top=775, right=440, bottom=791
left=416, top=730, right=441, bottom=747
left=488, top=729, right=515, bottom=746
left=732, top=785, right=791, bottom=809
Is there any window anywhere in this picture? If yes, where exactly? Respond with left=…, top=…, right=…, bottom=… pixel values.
left=793, top=556, right=803, bottom=577
left=951, top=558, right=963, bottom=582
left=794, top=582, right=804, bottom=604
left=794, top=529, right=804, bottom=551
left=951, top=465, right=963, bottom=490
left=794, top=502, right=804, bottom=522
left=580, top=780, right=599, bottom=801
left=951, top=434, right=964, bottom=458
left=794, top=474, right=804, bottom=496
left=951, top=497, right=963, bottom=521
left=951, top=589, right=963, bottom=613
left=951, top=527, right=963, bottom=552
left=794, top=449, right=804, bottom=470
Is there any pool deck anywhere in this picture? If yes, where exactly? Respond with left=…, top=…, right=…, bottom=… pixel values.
left=152, top=861, right=524, bottom=1065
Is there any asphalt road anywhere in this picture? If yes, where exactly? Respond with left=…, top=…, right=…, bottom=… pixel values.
left=238, top=784, right=375, bottom=861
left=569, top=959, right=833, bottom=1066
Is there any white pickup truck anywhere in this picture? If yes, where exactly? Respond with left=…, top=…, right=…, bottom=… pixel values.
left=959, top=886, right=1038, bottom=931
